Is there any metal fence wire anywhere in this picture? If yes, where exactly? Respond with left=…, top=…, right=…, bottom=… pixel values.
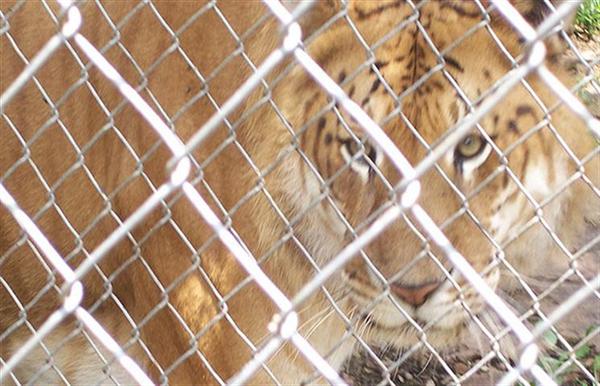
left=0, top=0, right=599, bottom=385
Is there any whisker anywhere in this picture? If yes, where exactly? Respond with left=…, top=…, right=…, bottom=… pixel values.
left=269, top=290, right=351, bottom=364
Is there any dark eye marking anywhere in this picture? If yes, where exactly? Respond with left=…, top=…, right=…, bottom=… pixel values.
left=337, top=136, right=378, bottom=166
left=373, top=60, right=389, bottom=69
left=338, top=71, right=347, bottom=83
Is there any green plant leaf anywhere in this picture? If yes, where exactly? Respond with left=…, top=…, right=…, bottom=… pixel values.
left=576, top=0, right=600, bottom=38
left=540, top=355, right=562, bottom=373
left=558, top=351, right=569, bottom=362
left=593, top=354, right=600, bottom=373
left=543, top=330, right=558, bottom=348
left=575, top=345, right=591, bottom=359
left=585, top=324, right=598, bottom=336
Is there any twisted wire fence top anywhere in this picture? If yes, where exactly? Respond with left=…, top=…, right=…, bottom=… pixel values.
left=1, top=0, right=599, bottom=385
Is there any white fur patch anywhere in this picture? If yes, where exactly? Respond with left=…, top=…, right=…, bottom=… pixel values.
left=523, top=160, right=552, bottom=199
left=417, top=268, right=499, bottom=329
left=340, top=142, right=383, bottom=184
left=372, top=296, right=414, bottom=327
left=367, top=268, right=500, bottom=331
left=489, top=188, right=522, bottom=242
left=490, top=157, right=568, bottom=243
left=279, top=153, right=347, bottom=263
left=462, top=143, right=492, bottom=181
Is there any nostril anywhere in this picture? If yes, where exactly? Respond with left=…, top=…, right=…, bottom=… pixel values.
left=390, top=280, right=443, bottom=307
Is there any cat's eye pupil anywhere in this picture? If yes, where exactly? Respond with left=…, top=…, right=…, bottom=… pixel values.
left=457, top=134, right=484, bottom=158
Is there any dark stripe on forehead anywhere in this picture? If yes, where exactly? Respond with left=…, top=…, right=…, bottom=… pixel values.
left=348, top=85, right=356, bottom=98
left=439, top=1, right=482, bottom=18
left=370, top=79, right=382, bottom=93
left=444, top=56, right=464, bottom=73
left=516, top=105, right=535, bottom=117
left=354, top=0, right=403, bottom=21
left=493, top=114, right=499, bottom=127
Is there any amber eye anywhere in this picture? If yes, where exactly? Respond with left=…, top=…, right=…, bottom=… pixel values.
left=456, top=134, right=485, bottom=159
left=452, top=133, right=491, bottom=175
left=340, top=139, right=382, bottom=182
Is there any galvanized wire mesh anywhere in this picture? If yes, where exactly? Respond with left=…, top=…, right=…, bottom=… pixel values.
left=0, top=0, right=598, bottom=385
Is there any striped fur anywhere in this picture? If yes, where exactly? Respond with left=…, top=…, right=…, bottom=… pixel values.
left=1, top=1, right=597, bottom=384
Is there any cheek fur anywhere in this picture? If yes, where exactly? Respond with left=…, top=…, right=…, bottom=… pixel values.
left=332, top=178, right=375, bottom=227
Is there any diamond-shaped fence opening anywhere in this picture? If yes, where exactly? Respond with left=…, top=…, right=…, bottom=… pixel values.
left=1, top=0, right=598, bottom=385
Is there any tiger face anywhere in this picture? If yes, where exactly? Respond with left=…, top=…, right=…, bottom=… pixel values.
left=263, top=0, right=598, bottom=349
left=1, top=0, right=596, bottom=383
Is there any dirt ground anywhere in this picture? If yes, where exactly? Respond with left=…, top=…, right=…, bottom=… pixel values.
left=342, top=33, right=599, bottom=386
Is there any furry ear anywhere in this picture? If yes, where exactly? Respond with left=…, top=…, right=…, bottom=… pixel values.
left=481, top=0, right=577, bottom=28
left=512, top=0, right=578, bottom=60
left=518, top=0, right=577, bottom=29
left=481, top=0, right=577, bottom=60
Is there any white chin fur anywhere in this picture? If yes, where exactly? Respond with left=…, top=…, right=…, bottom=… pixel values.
left=418, top=268, right=500, bottom=329
left=367, top=268, right=499, bottom=330
left=368, top=296, right=413, bottom=327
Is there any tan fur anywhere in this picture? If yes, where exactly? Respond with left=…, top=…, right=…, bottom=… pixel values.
left=1, top=0, right=598, bottom=384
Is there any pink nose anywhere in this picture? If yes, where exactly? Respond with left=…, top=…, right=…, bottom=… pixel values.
left=390, top=281, right=442, bottom=307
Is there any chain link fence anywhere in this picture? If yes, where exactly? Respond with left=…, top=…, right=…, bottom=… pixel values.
left=0, top=0, right=598, bottom=385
